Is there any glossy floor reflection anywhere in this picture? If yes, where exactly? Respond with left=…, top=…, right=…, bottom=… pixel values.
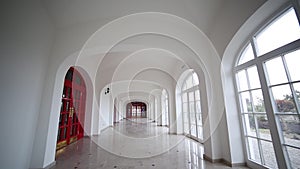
left=52, top=119, right=249, bottom=169
left=91, top=119, right=184, bottom=158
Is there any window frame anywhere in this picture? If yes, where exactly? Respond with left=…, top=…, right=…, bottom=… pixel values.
left=234, top=5, right=300, bottom=169
left=181, top=71, right=203, bottom=142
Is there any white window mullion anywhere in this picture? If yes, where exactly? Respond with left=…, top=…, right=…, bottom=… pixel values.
left=282, top=55, right=300, bottom=113
left=291, top=0, right=300, bottom=25
left=257, top=61, right=290, bottom=169
left=250, top=38, right=259, bottom=59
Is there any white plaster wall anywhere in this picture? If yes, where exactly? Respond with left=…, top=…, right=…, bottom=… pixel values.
left=221, top=0, right=289, bottom=165
left=208, top=0, right=266, bottom=56
left=99, top=86, right=112, bottom=131
left=0, top=1, right=54, bottom=169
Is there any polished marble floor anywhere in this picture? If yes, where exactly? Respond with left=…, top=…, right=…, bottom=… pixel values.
left=52, top=119, right=249, bottom=169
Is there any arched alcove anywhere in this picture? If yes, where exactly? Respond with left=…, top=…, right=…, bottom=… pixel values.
left=37, top=54, right=94, bottom=167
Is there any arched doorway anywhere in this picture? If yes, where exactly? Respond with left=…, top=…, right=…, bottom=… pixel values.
left=56, top=67, right=86, bottom=149
left=126, top=102, right=147, bottom=118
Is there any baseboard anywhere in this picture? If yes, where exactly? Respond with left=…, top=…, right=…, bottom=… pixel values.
left=203, top=154, right=246, bottom=167
left=44, top=161, right=56, bottom=169
left=168, top=132, right=177, bottom=135
left=30, top=161, right=56, bottom=169
left=99, top=126, right=111, bottom=133
left=203, top=154, right=223, bottom=163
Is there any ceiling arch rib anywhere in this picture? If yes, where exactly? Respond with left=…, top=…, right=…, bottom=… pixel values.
left=95, top=33, right=205, bottom=96
left=117, top=91, right=156, bottom=104
left=108, top=80, right=162, bottom=100
left=77, top=12, right=215, bottom=88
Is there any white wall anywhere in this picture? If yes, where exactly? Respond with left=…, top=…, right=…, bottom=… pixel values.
left=221, top=0, right=288, bottom=165
left=99, top=86, right=112, bottom=131
left=0, top=1, right=54, bottom=169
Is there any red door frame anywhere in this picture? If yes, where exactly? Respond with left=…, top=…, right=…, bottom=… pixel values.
left=56, top=67, right=86, bottom=150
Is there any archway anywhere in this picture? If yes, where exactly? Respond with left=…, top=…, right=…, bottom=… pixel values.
left=126, top=102, right=147, bottom=118
left=56, top=67, right=86, bottom=150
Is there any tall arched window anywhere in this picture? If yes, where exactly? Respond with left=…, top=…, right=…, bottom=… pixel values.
left=162, top=89, right=169, bottom=126
left=182, top=71, right=203, bottom=141
left=235, top=7, right=300, bottom=169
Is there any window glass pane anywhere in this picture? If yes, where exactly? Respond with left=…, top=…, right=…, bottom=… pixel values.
left=286, top=146, right=300, bottom=169
left=190, top=113, right=196, bottom=125
left=240, top=91, right=253, bottom=113
left=195, top=90, right=200, bottom=101
left=237, top=70, right=248, bottom=91
left=75, top=75, right=81, bottom=85
left=238, top=43, right=255, bottom=65
left=182, top=82, right=187, bottom=91
left=183, top=103, right=188, bottom=113
left=192, top=72, right=199, bottom=86
left=195, top=101, right=201, bottom=113
left=196, top=113, right=202, bottom=125
left=271, top=85, right=296, bottom=113
left=186, top=75, right=193, bottom=89
left=265, top=57, right=288, bottom=85
left=261, top=140, right=278, bottom=169
left=182, top=93, right=188, bottom=102
left=191, top=125, right=197, bottom=137
left=252, top=89, right=265, bottom=112
left=247, top=137, right=261, bottom=163
left=248, top=66, right=261, bottom=89
left=66, top=69, right=73, bottom=81
left=285, top=49, right=300, bottom=81
left=189, top=102, right=195, bottom=113
left=132, top=107, right=136, bottom=116
left=197, top=125, right=203, bottom=140
left=189, top=92, right=194, bottom=102
left=278, top=115, right=300, bottom=148
left=293, top=83, right=300, bottom=105
left=184, top=122, right=189, bottom=133
left=184, top=113, right=189, bottom=123
left=255, top=8, right=300, bottom=56
left=243, top=114, right=257, bottom=137
left=256, top=114, right=272, bottom=141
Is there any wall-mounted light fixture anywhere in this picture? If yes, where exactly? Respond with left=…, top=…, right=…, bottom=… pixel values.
left=104, top=87, right=110, bottom=95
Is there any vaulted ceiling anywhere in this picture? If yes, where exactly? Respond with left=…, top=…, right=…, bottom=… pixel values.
left=41, top=0, right=267, bottom=101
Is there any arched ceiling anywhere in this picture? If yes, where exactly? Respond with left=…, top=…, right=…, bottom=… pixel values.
left=42, top=0, right=266, bottom=55
left=42, top=0, right=267, bottom=103
left=95, top=34, right=201, bottom=97
left=117, top=91, right=156, bottom=104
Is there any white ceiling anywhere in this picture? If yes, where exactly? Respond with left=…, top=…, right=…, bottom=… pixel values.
left=41, top=0, right=267, bottom=101
left=41, top=0, right=266, bottom=55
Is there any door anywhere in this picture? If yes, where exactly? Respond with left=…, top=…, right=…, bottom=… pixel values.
left=56, top=67, right=86, bottom=150
left=126, top=102, right=147, bottom=118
